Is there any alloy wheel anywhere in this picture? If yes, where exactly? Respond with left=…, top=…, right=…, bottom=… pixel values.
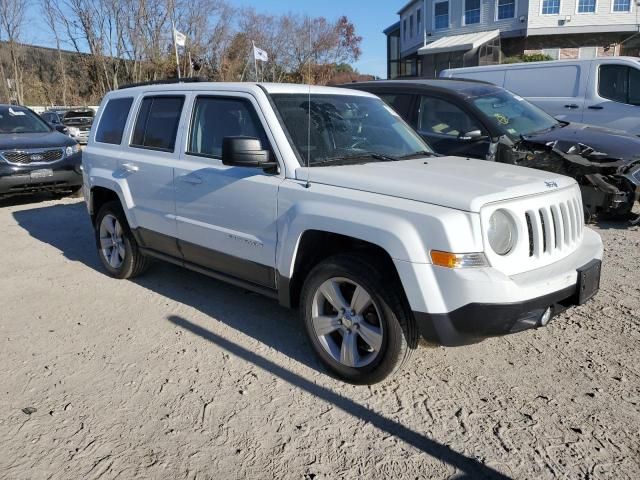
left=311, top=277, right=384, bottom=368
left=99, top=214, right=126, bottom=269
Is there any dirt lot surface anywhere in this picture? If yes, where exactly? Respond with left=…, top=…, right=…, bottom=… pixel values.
left=0, top=195, right=638, bottom=480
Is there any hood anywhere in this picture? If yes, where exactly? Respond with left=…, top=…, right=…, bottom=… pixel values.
left=0, top=131, right=76, bottom=150
left=296, top=157, right=575, bottom=212
left=524, top=122, right=640, bottom=163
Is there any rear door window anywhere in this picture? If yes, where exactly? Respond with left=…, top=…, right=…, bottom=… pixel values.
left=131, top=96, right=184, bottom=151
left=378, top=94, right=415, bottom=122
left=187, top=96, right=269, bottom=159
left=95, top=97, right=133, bottom=144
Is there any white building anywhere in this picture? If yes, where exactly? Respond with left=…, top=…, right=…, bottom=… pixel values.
left=386, top=0, right=640, bottom=78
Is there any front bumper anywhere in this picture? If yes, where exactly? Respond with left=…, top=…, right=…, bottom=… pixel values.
left=0, top=154, right=82, bottom=196
left=399, top=228, right=603, bottom=346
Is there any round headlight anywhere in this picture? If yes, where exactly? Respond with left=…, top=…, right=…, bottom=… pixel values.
left=488, top=210, right=516, bottom=256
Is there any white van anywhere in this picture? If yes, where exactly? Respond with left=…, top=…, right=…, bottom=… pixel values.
left=441, top=57, right=640, bottom=135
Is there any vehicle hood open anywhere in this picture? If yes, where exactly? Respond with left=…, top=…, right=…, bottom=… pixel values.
left=296, top=157, right=575, bottom=212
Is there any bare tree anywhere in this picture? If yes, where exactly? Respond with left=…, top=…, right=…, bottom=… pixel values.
left=0, top=0, right=27, bottom=103
left=42, top=0, right=67, bottom=105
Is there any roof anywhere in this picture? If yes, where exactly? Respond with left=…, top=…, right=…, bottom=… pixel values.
left=383, top=21, right=401, bottom=35
left=397, top=0, right=420, bottom=14
left=418, top=29, right=500, bottom=55
left=109, top=82, right=376, bottom=98
left=341, top=79, right=502, bottom=99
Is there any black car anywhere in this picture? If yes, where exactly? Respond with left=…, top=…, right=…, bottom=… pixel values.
left=40, top=111, right=69, bottom=135
left=0, top=104, right=82, bottom=200
left=342, top=80, right=640, bottom=219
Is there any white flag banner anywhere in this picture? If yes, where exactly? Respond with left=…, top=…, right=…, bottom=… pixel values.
left=174, top=29, right=187, bottom=47
left=253, top=45, right=268, bottom=62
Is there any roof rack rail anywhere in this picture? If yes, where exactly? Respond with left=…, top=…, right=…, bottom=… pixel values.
left=118, top=77, right=208, bottom=90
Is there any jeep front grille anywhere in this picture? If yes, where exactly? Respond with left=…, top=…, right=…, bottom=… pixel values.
left=2, top=148, right=64, bottom=164
left=524, top=198, right=583, bottom=258
left=481, top=184, right=584, bottom=276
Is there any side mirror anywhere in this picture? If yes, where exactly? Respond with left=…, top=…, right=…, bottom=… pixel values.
left=459, top=129, right=488, bottom=142
left=221, top=136, right=276, bottom=169
left=52, top=124, right=68, bottom=134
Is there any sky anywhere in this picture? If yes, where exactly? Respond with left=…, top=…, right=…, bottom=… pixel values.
left=26, top=0, right=399, bottom=80
left=230, top=0, right=399, bottom=78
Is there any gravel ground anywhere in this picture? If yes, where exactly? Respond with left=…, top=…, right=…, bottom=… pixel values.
left=0, top=195, right=638, bottom=480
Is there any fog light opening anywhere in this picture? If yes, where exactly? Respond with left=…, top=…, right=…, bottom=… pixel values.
left=539, top=307, right=553, bottom=327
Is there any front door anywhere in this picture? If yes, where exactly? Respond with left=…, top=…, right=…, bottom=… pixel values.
left=583, top=63, right=640, bottom=135
left=415, top=95, right=491, bottom=159
left=174, top=93, right=282, bottom=288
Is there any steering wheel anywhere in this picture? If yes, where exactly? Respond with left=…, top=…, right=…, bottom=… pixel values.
left=12, top=126, right=27, bottom=133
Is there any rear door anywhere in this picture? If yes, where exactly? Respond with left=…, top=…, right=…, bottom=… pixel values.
left=415, top=95, right=491, bottom=159
left=174, top=92, right=282, bottom=288
left=119, top=93, right=186, bottom=255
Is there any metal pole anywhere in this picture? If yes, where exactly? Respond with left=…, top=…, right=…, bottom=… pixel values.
left=172, top=20, right=181, bottom=79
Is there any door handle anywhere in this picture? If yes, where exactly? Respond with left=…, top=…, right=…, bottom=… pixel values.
left=587, top=105, right=604, bottom=110
left=564, top=104, right=579, bottom=109
left=179, top=173, right=203, bottom=185
left=122, top=162, right=139, bottom=172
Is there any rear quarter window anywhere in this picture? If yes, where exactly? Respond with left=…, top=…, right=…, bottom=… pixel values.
left=95, top=98, right=133, bottom=144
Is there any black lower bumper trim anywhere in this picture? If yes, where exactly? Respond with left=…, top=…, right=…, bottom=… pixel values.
left=0, top=169, right=82, bottom=195
left=414, top=284, right=580, bottom=347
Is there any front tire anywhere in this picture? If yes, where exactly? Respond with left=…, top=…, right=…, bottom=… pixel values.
left=300, top=254, right=416, bottom=384
left=94, top=201, right=149, bottom=279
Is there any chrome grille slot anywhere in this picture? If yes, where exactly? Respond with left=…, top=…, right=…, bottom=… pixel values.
left=2, top=148, right=64, bottom=165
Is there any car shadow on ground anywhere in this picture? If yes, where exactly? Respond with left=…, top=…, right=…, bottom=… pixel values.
left=12, top=200, right=512, bottom=479
left=168, top=314, right=510, bottom=479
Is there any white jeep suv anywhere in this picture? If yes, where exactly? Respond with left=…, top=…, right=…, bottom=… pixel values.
left=83, top=81, right=603, bottom=384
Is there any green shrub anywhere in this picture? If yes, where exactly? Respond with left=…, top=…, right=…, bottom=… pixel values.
left=503, top=53, right=554, bottom=64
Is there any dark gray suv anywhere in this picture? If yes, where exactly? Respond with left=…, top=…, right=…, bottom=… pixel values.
left=0, top=105, right=82, bottom=199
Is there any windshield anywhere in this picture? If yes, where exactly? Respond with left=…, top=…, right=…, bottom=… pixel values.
left=272, top=94, right=431, bottom=166
left=472, top=90, right=559, bottom=137
left=0, top=106, right=51, bottom=134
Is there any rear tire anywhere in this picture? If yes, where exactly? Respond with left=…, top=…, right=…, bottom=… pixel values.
left=300, top=254, right=416, bottom=384
left=94, top=201, right=149, bottom=279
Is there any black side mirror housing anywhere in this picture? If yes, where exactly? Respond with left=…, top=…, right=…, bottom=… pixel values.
left=221, top=136, right=276, bottom=170
left=459, top=129, right=488, bottom=142
left=52, top=124, right=68, bottom=134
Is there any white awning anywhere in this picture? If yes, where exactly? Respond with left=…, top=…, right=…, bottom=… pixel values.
left=418, top=29, right=500, bottom=55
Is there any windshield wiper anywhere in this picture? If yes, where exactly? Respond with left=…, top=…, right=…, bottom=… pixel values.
left=312, top=152, right=399, bottom=166
left=398, top=150, right=438, bottom=159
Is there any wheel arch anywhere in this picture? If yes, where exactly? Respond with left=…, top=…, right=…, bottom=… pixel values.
left=278, top=230, right=408, bottom=310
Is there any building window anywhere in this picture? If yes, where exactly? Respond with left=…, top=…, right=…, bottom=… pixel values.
left=465, top=0, right=481, bottom=24
left=579, top=46, right=598, bottom=59
left=403, top=19, right=407, bottom=41
left=417, top=9, right=422, bottom=38
left=410, top=14, right=414, bottom=38
left=497, top=0, right=516, bottom=20
left=577, top=0, right=596, bottom=13
left=434, top=1, right=449, bottom=29
left=541, top=0, right=561, bottom=14
left=612, top=0, right=631, bottom=12
left=542, top=48, right=560, bottom=60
